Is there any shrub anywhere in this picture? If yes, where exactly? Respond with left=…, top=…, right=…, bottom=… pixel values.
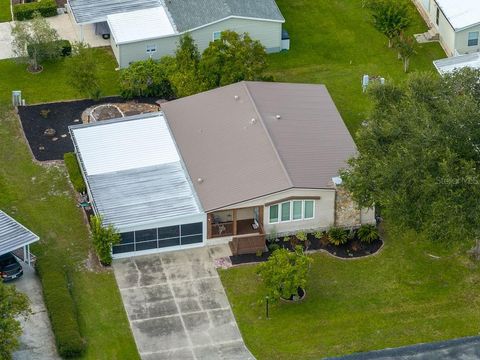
left=327, top=227, right=348, bottom=246
left=357, top=224, right=380, bottom=243
left=14, top=0, right=58, bottom=21
left=36, top=257, right=85, bottom=358
left=64, top=153, right=86, bottom=193
left=296, top=230, right=307, bottom=242
left=90, top=215, right=121, bottom=266
left=257, top=246, right=312, bottom=302
left=313, top=231, right=324, bottom=240
left=120, top=58, right=174, bottom=99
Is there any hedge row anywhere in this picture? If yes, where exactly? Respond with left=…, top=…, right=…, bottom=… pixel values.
left=13, top=0, right=57, bottom=21
left=36, top=257, right=86, bottom=358
left=64, top=152, right=86, bottom=193
left=27, top=39, right=72, bottom=58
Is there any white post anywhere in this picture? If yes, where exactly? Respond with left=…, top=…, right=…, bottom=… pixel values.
left=80, top=24, right=84, bottom=42
left=27, top=244, right=31, bottom=266
left=23, top=245, right=27, bottom=263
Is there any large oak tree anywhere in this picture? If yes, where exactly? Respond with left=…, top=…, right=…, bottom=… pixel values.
left=342, top=70, right=480, bottom=243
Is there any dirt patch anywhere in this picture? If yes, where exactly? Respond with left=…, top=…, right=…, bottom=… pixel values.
left=17, top=97, right=160, bottom=161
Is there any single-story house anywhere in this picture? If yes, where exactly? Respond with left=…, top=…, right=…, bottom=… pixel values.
left=70, top=82, right=375, bottom=259
left=66, top=0, right=288, bottom=68
left=416, top=0, right=480, bottom=56
left=433, top=52, right=480, bottom=74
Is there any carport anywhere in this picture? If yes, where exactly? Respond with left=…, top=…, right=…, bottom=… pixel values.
left=0, top=210, right=39, bottom=266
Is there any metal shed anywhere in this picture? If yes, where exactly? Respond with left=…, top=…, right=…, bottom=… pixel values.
left=0, top=211, right=39, bottom=266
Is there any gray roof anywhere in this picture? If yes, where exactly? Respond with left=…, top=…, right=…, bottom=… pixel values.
left=88, top=164, right=202, bottom=231
left=433, top=53, right=480, bottom=75
left=162, top=81, right=357, bottom=212
left=68, top=0, right=284, bottom=28
left=0, top=211, right=39, bottom=255
left=68, top=0, right=162, bottom=24
left=165, top=0, right=284, bottom=32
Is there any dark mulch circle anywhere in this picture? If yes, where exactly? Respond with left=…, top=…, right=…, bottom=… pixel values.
left=17, top=97, right=159, bottom=161
left=230, top=232, right=383, bottom=265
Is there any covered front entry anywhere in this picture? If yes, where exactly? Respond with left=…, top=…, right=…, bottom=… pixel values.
left=207, top=207, right=266, bottom=255
left=207, top=206, right=263, bottom=239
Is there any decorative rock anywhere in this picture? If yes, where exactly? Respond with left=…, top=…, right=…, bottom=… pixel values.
left=44, top=128, right=56, bottom=137
left=61, top=134, right=67, bottom=138
left=52, top=137, right=58, bottom=141
left=74, top=119, right=80, bottom=123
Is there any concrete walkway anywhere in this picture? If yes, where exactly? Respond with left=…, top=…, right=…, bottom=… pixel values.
left=326, top=336, right=480, bottom=360
left=113, top=246, right=254, bottom=360
left=12, top=265, right=59, bottom=360
left=0, top=22, right=14, bottom=60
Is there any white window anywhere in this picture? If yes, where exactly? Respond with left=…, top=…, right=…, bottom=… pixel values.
left=268, top=200, right=316, bottom=224
left=146, top=44, right=157, bottom=54
left=304, top=200, right=314, bottom=219
left=468, top=32, right=479, bottom=47
left=281, top=202, right=291, bottom=222
left=269, top=204, right=279, bottom=223
left=292, top=200, right=303, bottom=220
left=213, top=31, right=222, bottom=41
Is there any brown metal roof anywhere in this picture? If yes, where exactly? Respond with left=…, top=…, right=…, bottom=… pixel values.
left=162, top=81, right=357, bottom=212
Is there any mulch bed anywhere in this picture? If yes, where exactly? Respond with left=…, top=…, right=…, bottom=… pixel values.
left=17, top=97, right=159, bottom=161
left=230, top=232, right=383, bottom=265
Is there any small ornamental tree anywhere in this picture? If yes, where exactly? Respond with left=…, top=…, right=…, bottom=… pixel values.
left=199, top=30, right=268, bottom=88
left=168, top=34, right=205, bottom=97
left=257, top=246, right=312, bottom=302
left=11, top=12, right=62, bottom=72
left=394, top=35, right=416, bottom=72
left=90, top=215, right=121, bottom=266
left=0, top=283, right=30, bottom=359
left=66, top=42, right=102, bottom=100
left=368, top=0, right=411, bottom=48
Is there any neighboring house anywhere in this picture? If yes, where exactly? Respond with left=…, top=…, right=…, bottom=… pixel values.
left=70, top=82, right=375, bottom=259
left=416, top=0, right=480, bottom=56
left=66, top=0, right=287, bottom=68
left=433, top=52, right=480, bottom=74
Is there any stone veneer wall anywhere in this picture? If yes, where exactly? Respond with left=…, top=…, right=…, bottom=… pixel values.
left=334, top=186, right=361, bottom=227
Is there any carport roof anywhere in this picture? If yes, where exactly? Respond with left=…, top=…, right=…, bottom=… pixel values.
left=67, top=0, right=162, bottom=25
left=0, top=211, right=39, bottom=255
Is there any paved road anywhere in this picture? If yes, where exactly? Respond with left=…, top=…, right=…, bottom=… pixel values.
left=326, top=336, right=480, bottom=360
left=113, top=246, right=254, bottom=360
left=12, top=265, right=59, bottom=360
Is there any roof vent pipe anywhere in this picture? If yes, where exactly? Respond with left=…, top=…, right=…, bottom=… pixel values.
left=275, top=114, right=281, bottom=120
left=250, top=118, right=257, bottom=125
left=197, top=178, right=204, bottom=184
left=234, top=95, right=239, bottom=100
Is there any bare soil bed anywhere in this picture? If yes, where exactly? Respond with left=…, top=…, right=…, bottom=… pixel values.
left=18, top=97, right=159, bottom=161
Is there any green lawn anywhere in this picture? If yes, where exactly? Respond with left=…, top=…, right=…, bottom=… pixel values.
left=0, top=49, right=136, bottom=359
left=268, top=0, right=446, bottom=132
left=0, top=47, right=120, bottom=104
left=0, top=0, right=10, bottom=22
left=220, top=226, right=480, bottom=360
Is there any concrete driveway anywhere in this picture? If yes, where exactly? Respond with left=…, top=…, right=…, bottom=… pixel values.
left=46, top=14, right=110, bottom=48
left=113, top=246, right=254, bottom=360
left=12, top=265, right=59, bottom=360
left=0, top=22, right=14, bottom=60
